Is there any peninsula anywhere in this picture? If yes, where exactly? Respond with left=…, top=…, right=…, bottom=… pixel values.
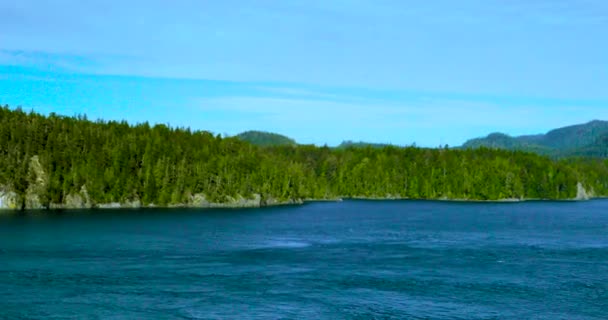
left=1, top=106, right=607, bottom=210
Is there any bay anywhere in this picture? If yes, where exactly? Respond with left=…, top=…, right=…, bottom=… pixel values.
left=1, top=200, right=607, bottom=319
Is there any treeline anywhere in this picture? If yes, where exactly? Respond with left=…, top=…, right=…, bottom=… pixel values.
left=1, top=106, right=607, bottom=209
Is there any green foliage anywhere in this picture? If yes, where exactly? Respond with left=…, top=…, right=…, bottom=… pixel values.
left=0, top=106, right=606, bottom=209
left=462, top=120, right=608, bottom=158
left=235, top=131, right=296, bottom=147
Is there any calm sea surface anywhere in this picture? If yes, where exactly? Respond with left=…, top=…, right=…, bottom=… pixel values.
left=1, top=200, right=607, bottom=319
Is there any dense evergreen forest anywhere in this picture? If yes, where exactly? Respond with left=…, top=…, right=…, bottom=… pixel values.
left=1, top=106, right=607, bottom=209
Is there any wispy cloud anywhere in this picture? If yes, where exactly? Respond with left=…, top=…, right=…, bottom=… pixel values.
left=0, top=49, right=134, bottom=75
left=500, top=1, right=608, bottom=26
left=2, top=0, right=607, bottom=145
left=2, top=62, right=607, bottom=147
left=1, top=1, right=607, bottom=98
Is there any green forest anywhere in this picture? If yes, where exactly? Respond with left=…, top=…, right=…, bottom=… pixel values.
left=1, top=106, right=608, bottom=209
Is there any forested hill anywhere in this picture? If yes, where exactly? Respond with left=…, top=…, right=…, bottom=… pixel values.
left=462, top=120, right=608, bottom=158
left=0, top=106, right=607, bottom=210
left=235, top=131, right=296, bottom=147
left=570, top=133, right=608, bottom=158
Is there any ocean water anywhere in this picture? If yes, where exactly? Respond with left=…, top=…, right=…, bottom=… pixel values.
left=0, top=200, right=607, bottom=319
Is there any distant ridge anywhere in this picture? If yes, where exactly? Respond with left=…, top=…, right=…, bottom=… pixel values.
left=235, top=130, right=297, bottom=147
left=337, top=141, right=395, bottom=149
left=462, top=120, right=608, bottom=158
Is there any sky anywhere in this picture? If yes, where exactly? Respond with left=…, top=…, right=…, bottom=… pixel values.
left=1, top=0, right=607, bottom=146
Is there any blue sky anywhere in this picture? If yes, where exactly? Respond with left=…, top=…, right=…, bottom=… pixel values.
left=1, top=0, right=607, bottom=146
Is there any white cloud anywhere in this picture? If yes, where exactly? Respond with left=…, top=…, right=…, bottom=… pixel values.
left=2, top=1, right=607, bottom=99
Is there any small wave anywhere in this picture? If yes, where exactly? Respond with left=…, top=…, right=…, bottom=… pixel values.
left=316, top=238, right=341, bottom=245
left=257, top=239, right=312, bottom=249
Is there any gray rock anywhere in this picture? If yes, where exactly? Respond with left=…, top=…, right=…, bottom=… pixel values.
left=0, top=190, right=19, bottom=210
left=64, top=193, right=85, bottom=209
left=123, top=199, right=142, bottom=208
left=576, top=182, right=591, bottom=200
left=24, top=193, right=44, bottom=209
left=188, top=193, right=263, bottom=208
left=262, top=196, right=303, bottom=206
left=97, top=202, right=122, bottom=209
left=190, top=193, right=211, bottom=208
left=24, top=156, right=48, bottom=209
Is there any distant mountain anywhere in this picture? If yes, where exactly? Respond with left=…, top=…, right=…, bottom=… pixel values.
left=462, top=120, right=608, bottom=157
left=539, top=120, right=608, bottom=149
left=337, top=141, right=395, bottom=149
left=235, top=131, right=297, bottom=147
left=462, top=133, right=553, bottom=155
left=570, top=133, right=608, bottom=158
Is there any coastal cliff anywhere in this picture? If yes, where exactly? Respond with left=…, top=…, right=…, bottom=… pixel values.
left=0, top=158, right=303, bottom=210
left=0, top=176, right=595, bottom=212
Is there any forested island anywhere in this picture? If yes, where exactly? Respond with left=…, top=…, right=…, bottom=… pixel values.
left=1, top=106, right=607, bottom=210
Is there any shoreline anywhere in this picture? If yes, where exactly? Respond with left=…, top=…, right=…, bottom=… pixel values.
left=0, top=196, right=601, bottom=213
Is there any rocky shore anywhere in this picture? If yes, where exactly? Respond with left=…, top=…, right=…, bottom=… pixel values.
left=0, top=156, right=594, bottom=211
left=0, top=190, right=305, bottom=211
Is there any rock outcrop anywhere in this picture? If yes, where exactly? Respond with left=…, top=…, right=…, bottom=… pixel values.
left=262, top=196, right=304, bottom=206
left=0, top=156, right=305, bottom=211
left=576, top=182, right=593, bottom=200
left=97, top=203, right=122, bottom=209
left=189, top=193, right=263, bottom=208
left=64, top=188, right=92, bottom=209
left=0, top=190, right=19, bottom=210
left=24, top=156, right=48, bottom=209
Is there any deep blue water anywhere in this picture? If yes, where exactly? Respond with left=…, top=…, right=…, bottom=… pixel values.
left=1, top=200, right=607, bottom=319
